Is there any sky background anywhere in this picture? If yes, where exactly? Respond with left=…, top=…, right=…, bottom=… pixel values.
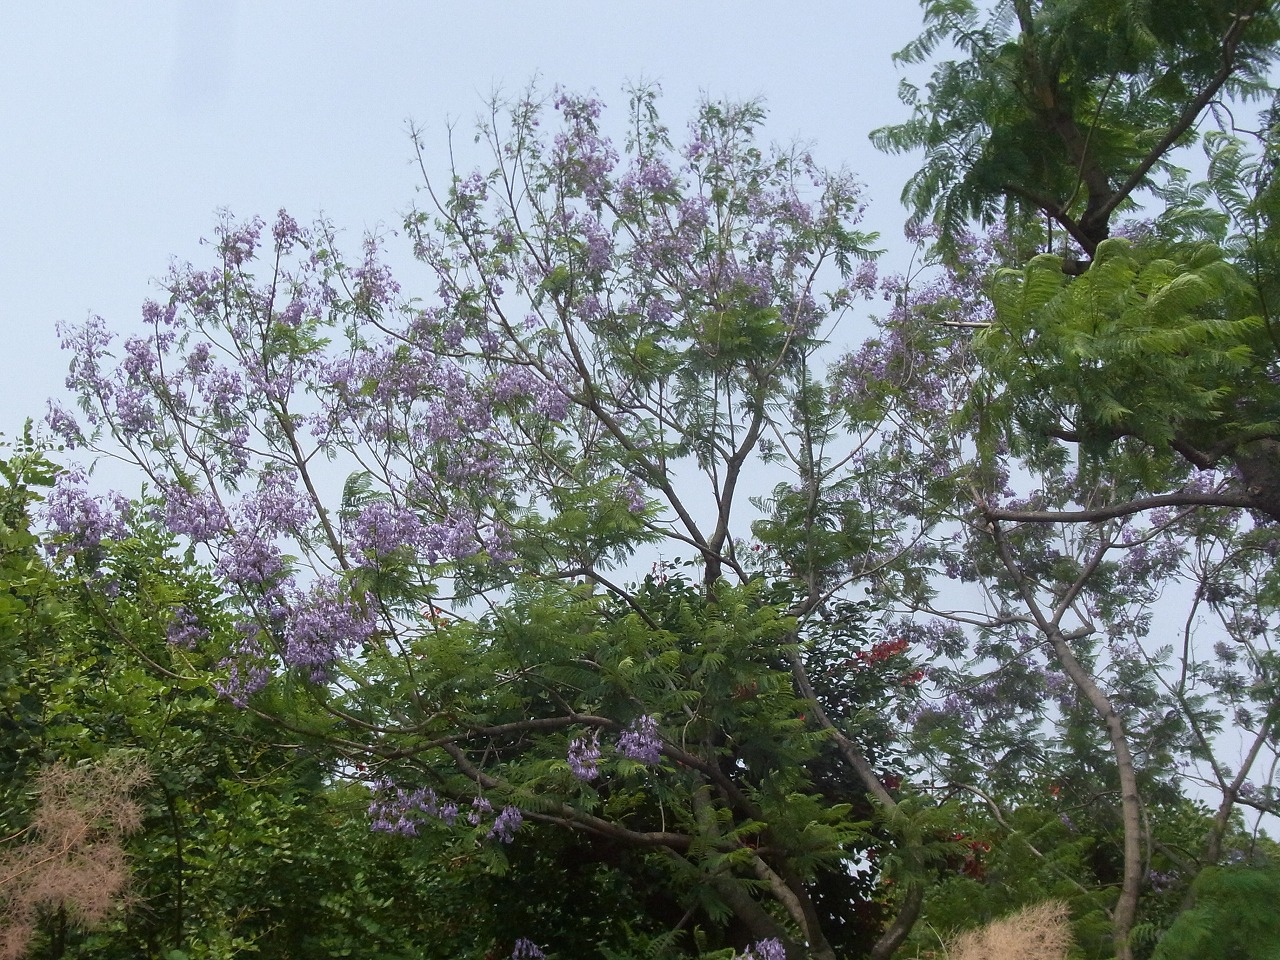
left=0, top=2, right=928, bottom=442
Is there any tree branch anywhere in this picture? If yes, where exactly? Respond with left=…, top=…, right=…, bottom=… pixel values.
left=984, top=491, right=1253, bottom=524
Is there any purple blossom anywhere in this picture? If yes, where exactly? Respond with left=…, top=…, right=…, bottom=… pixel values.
left=617, top=714, right=662, bottom=765
left=511, top=939, right=546, bottom=960
left=221, top=423, right=252, bottom=479
left=580, top=213, right=612, bottom=271
left=44, top=402, right=84, bottom=449
left=852, top=259, right=878, bottom=294
left=140, top=298, right=178, bottom=327
left=215, top=531, right=287, bottom=590
left=278, top=299, right=306, bottom=327
left=367, top=781, right=516, bottom=839
left=238, top=469, right=311, bottom=538
left=533, top=381, right=571, bottom=420
left=741, top=938, right=785, bottom=960
left=620, top=156, right=676, bottom=205
left=113, top=385, right=156, bottom=433
left=215, top=624, right=270, bottom=706
left=42, top=469, right=127, bottom=558
left=468, top=795, right=493, bottom=825
left=121, top=335, right=158, bottom=381
left=353, top=235, right=401, bottom=310
left=272, top=209, right=302, bottom=249
left=568, top=732, right=601, bottom=781
left=284, top=578, right=379, bottom=681
left=186, top=341, right=213, bottom=375
left=1147, top=869, right=1178, bottom=892
left=491, top=365, right=539, bottom=403
left=551, top=91, right=618, bottom=201
left=416, top=514, right=486, bottom=565
left=201, top=365, right=244, bottom=417
left=913, top=694, right=977, bottom=731
left=454, top=171, right=489, bottom=206
left=619, top=480, right=646, bottom=514
left=217, top=214, right=264, bottom=267
left=346, top=500, right=425, bottom=561
left=162, top=485, right=228, bottom=542
left=58, top=315, right=115, bottom=398
left=488, top=806, right=523, bottom=843
left=368, top=780, right=443, bottom=835
left=166, top=606, right=207, bottom=649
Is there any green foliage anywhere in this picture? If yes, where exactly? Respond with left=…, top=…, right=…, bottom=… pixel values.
left=333, top=572, right=884, bottom=955
left=974, top=238, right=1270, bottom=464
left=1153, top=866, right=1280, bottom=959
left=1, top=446, right=584, bottom=960
left=874, top=0, right=1280, bottom=256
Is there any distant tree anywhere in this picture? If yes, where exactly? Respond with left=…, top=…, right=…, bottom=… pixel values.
left=873, top=0, right=1280, bottom=261
left=1152, top=865, right=1280, bottom=959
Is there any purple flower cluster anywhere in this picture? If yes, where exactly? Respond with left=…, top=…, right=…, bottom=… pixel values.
left=44, top=401, right=84, bottom=449
left=617, top=714, right=662, bottom=765
left=42, top=469, right=128, bottom=560
left=57, top=315, right=114, bottom=407
left=467, top=795, right=492, bottom=825
left=511, top=939, right=546, bottom=960
left=346, top=500, right=426, bottom=561
left=368, top=780, right=452, bottom=835
left=892, top=617, right=967, bottom=658
left=552, top=90, right=617, bottom=202
left=912, top=694, right=977, bottom=732
left=741, top=938, right=785, bottom=960
left=488, top=805, right=523, bottom=843
left=238, top=469, right=311, bottom=539
left=284, top=578, right=380, bottom=681
left=1146, top=869, right=1178, bottom=893
left=215, top=625, right=271, bottom=707
left=215, top=530, right=287, bottom=592
left=218, top=214, right=264, bottom=267
left=353, top=234, right=401, bottom=311
left=272, top=209, right=301, bottom=249
left=567, top=732, right=601, bottom=781
left=166, top=606, right=208, bottom=649
left=1115, top=525, right=1185, bottom=591
left=162, top=484, right=228, bottom=543
left=368, top=780, right=522, bottom=843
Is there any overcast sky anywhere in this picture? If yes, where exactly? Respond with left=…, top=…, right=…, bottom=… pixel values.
left=0, top=3, right=928, bottom=441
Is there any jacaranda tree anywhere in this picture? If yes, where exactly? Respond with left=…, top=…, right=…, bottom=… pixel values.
left=45, top=88, right=935, bottom=960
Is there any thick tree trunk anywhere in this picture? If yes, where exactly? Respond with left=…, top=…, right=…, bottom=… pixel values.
left=1233, top=437, right=1280, bottom=521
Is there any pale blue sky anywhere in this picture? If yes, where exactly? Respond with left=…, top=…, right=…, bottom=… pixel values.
left=0, top=2, right=926, bottom=439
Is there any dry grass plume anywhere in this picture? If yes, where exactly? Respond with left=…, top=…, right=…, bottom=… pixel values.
left=0, top=756, right=149, bottom=960
left=943, top=900, right=1073, bottom=960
